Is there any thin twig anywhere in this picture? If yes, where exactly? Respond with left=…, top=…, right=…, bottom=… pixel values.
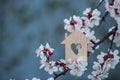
left=107, top=33, right=116, bottom=54
left=97, top=0, right=108, bottom=26
left=100, top=11, right=109, bottom=25
left=97, top=0, right=105, bottom=9
left=93, top=27, right=117, bottom=49
left=54, top=69, right=69, bottom=80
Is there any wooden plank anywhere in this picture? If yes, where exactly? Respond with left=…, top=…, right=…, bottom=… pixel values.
left=61, top=30, right=91, bottom=62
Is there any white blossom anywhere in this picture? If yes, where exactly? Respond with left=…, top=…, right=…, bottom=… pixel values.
left=77, top=56, right=88, bottom=66
left=105, top=0, right=120, bottom=20
left=47, top=77, right=54, bottom=80
left=32, top=77, right=40, bottom=80
left=36, top=43, right=54, bottom=59
left=68, top=57, right=87, bottom=77
left=58, top=59, right=67, bottom=72
left=92, top=62, right=101, bottom=70
left=80, top=28, right=99, bottom=53
left=64, top=17, right=74, bottom=32
left=64, top=15, right=91, bottom=33
left=83, top=8, right=91, bottom=15
left=44, top=61, right=58, bottom=75
left=88, top=50, right=120, bottom=80
left=36, top=44, right=44, bottom=57
left=99, top=0, right=103, bottom=2
left=39, top=54, right=47, bottom=69
left=106, top=50, right=120, bottom=69
left=109, top=26, right=120, bottom=47
left=83, top=8, right=101, bottom=28
left=113, top=32, right=120, bottom=47
left=97, top=52, right=106, bottom=63
left=88, top=71, right=109, bottom=80
left=45, top=43, right=54, bottom=54
left=81, top=17, right=90, bottom=28
left=85, top=29, right=97, bottom=41
left=73, top=15, right=82, bottom=29
left=117, top=17, right=120, bottom=32
left=92, top=9, right=101, bottom=17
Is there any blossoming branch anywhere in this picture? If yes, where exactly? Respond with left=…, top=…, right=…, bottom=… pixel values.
left=34, top=0, right=120, bottom=80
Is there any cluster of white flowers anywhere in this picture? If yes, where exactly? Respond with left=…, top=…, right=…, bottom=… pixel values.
left=9, top=1, right=120, bottom=80
left=36, top=43, right=58, bottom=74
left=88, top=50, right=120, bottom=80
left=105, top=0, right=120, bottom=20
left=64, top=8, right=101, bottom=32
left=36, top=43, right=54, bottom=58
left=109, top=26, right=120, bottom=47
left=33, top=1, right=120, bottom=80
left=35, top=1, right=120, bottom=80
left=64, top=8, right=101, bottom=53
left=83, top=8, right=101, bottom=28
left=67, top=57, right=88, bottom=77
left=105, top=0, right=120, bottom=47
left=35, top=43, right=88, bottom=79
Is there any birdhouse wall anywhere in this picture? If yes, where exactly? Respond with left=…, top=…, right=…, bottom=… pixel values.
left=65, top=44, right=77, bottom=61
left=61, top=30, right=90, bottom=62
left=65, top=43, right=88, bottom=61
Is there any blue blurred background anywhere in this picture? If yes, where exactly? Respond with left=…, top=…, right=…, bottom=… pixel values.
left=0, top=0, right=120, bottom=80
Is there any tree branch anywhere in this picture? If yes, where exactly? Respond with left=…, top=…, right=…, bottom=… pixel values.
left=97, top=0, right=105, bottom=9
left=54, top=69, right=69, bottom=80
left=93, top=27, right=117, bottom=49
left=107, top=33, right=115, bottom=54
left=100, top=11, right=109, bottom=25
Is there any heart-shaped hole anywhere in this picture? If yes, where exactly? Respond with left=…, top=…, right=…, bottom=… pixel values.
left=71, top=43, right=82, bottom=55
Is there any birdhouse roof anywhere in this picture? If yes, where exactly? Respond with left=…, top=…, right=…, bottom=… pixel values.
left=61, top=30, right=91, bottom=44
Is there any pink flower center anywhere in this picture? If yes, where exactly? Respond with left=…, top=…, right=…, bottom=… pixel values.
left=114, top=8, right=119, bottom=15
left=87, top=13, right=92, bottom=19
left=70, top=20, right=77, bottom=26
left=103, top=54, right=114, bottom=61
left=55, top=61, right=67, bottom=71
left=55, top=61, right=59, bottom=66
left=109, top=0, right=115, bottom=5
left=103, top=55, right=108, bottom=61
left=75, top=66, right=79, bottom=71
left=109, top=54, right=114, bottom=58
left=82, top=19, right=85, bottom=27
left=83, top=32, right=86, bottom=35
left=112, top=0, right=115, bottom=3
left=42, top=48, right=53, bottom=57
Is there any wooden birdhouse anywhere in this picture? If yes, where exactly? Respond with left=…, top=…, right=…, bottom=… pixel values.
left=61, top=30, right=91, bottom=62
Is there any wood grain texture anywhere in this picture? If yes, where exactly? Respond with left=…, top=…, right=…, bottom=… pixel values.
left=61, top=30, right=91, bottom=62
